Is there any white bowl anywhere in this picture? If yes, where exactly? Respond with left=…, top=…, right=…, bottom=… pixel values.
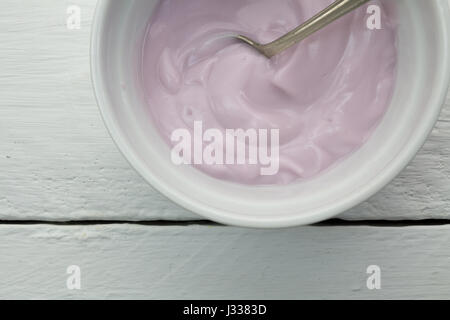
left=91, top=0, right=450, bottom=228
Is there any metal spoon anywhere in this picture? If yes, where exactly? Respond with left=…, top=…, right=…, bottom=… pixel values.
left=237, top=0, right=371, bottom=58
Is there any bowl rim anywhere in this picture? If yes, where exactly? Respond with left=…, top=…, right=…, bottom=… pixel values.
left=91, top=0, right=450, bottom=228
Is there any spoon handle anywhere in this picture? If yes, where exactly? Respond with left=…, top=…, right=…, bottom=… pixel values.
left=262, top=0, right=371, bottom=57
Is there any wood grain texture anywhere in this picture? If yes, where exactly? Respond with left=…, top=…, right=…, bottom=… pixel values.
left=0, top=0, right=449, bottom=222
left=1, top=223, right=450, bottom=299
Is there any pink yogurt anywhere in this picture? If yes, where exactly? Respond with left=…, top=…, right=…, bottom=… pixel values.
left=141, top=0, right=397, bottom=185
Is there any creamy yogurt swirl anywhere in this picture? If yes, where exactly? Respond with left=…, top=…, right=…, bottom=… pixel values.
left=141, top=0, right=397, bottom=185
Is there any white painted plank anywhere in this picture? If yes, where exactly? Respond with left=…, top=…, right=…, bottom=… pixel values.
left=1, top=223, right=450, bottom=299
left=0, top=0, right=449, bottom=221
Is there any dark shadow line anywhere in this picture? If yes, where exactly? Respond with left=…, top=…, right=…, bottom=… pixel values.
left=0, top=218, right=449, bottom=228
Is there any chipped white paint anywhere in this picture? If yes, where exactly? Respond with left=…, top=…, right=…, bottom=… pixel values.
left=1, top=223, right=450, bottom=299
left=0, top=0, right=450, bottom=222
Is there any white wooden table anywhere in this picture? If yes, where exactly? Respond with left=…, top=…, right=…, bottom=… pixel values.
left=1, top=0, right=450, bottom=299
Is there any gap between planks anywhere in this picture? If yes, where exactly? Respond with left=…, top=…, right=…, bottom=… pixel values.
left=1, top=219, right=450, bottom=227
